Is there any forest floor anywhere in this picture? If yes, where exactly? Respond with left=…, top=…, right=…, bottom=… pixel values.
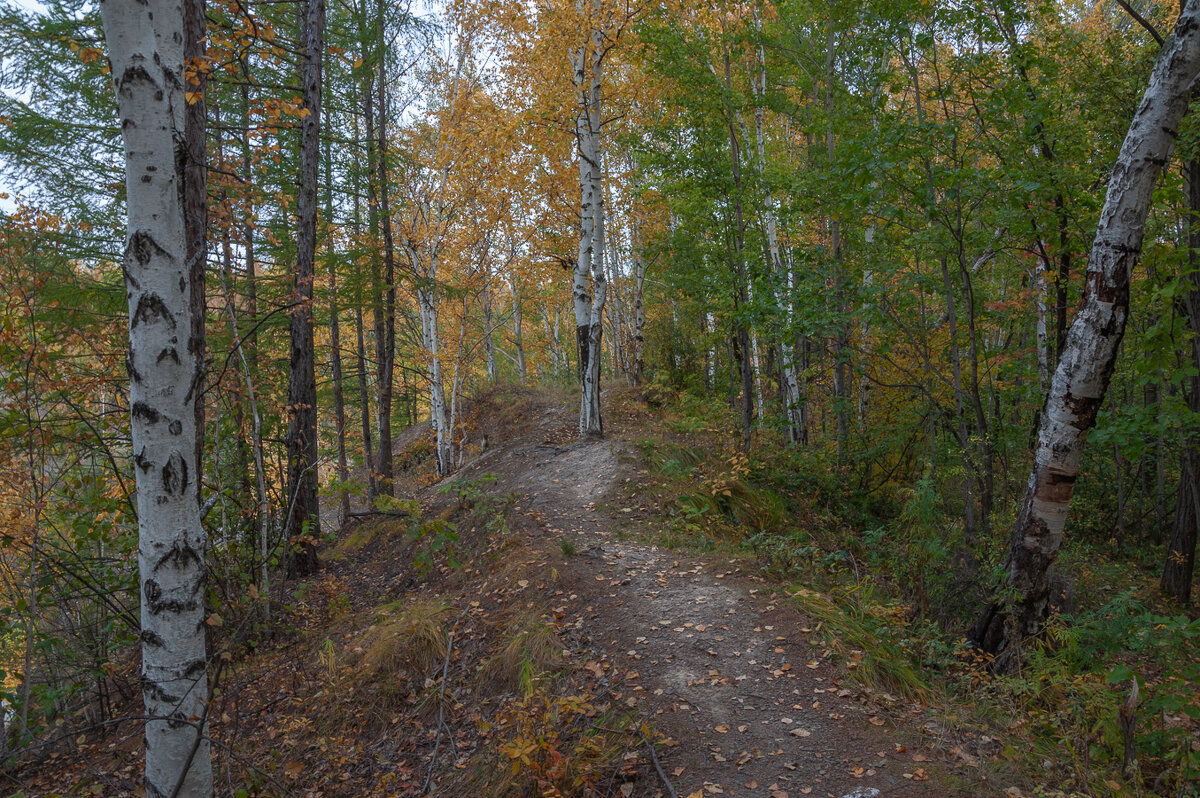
left=8, top=386, right=1011, bottom=797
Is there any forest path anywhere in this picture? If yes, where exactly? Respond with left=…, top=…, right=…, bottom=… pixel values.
left=449, top=399, right=969, bottom=798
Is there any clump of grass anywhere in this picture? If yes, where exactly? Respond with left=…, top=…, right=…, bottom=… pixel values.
left=560, top=538, right=576, bottom=557
left=709, top=478, right=784, bottom=532
left=479, top=613, right=565, bottom=696
left=360, top=597, right=454, bottom=691
left=330, top=522, right=377, bottom=555
left=788, top=585, right=928, bottom=701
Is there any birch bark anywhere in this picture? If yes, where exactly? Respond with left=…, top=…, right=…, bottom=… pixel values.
left=571, top=0, right=608, bottom=437
left=100, top=0, right=212, bottom=788
left=972, top=4, right=1200, bottom=665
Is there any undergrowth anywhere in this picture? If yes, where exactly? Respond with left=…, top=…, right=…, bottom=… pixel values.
left=621, top=384, right=1200, bottom=797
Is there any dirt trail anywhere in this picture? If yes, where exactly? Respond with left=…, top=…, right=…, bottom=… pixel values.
left=452, top=404, right=970, bottom=798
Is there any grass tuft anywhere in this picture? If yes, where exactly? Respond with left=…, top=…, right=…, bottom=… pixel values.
left=479, top=612, right=565, bottom=696
left=788, top=585, right=929, bottom=701
left=359, top=597, right=454, bottom=695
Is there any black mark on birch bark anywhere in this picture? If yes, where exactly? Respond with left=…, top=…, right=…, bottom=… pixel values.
left=132, top=292, right=175, bottom=329
left=132, top=402, right=162, bottom=424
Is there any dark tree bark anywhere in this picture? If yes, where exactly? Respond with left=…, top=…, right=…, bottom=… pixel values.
left=185, top=0, right=207, bottom=505
left=285, top=0, right=324, bottom=578
left=375, top=51, right=397, bottom=494
left=971, top=5, right=1200, bottom=669
left=1163, top=157, right=1200, bottom=603
left=356, top=303, right=376, bottom=498
left=324, top=136, right=350, bottom=529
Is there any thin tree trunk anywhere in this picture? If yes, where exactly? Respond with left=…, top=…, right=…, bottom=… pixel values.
left=217, top=243, right=269, bottom=607
left=720, top=47, right=754, bottom=452
left=185, top=0, right=207, bottom=507
left=972, top=6, right=1200, bottom=666
left=571, top=3, right=607, bottom=438
left=285, top=0, right=324, bottom=578
left=355, top=304, right=376, bottom=497
left=362, top=62, right=386, bottom=502
left=375, top=45, right=397, bottom=495
left=628, top=162, right=648, bottom=385
left=512, top=284, right=527, bottom=381
left=483, top=281, right=498, bottom=383
left=941, top=254, right=978, bottom=541
left=826, top=25, right=850, bottom=464
left=325, top=139, right=350, bottom=528
left=101, top=0, right=212, bottom=787
left=1163, top=156, right=1200, bottom=601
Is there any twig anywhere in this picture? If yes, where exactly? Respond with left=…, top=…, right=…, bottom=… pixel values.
left=421, top=620, right=459, bottom=794
left=168, top=657, right=226, bottom=798
left=346, top=509, right=412, bottom=520
left=639, top=730, right=678, bottom=798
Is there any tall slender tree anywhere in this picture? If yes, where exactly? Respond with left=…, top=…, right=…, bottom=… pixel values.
left=971, top=2, right=1200, bottom=668
left=99, top=0, right=213, bottom=789
left=285, top=0, right=325, bottom=577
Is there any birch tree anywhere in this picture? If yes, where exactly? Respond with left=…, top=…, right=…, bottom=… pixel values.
left=570, top=0, right=614, bottom=438
left=971, top=2, right=1200, bottom=668
left=99, top=0, right=212, bottom=790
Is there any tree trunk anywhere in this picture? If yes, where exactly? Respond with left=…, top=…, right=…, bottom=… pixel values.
left=355, top=303, right=376, bottom=497
left=1162, top=157, right=1200, bottom=602
left=325, top=139, right=350, bottom=528
left=185, top=0, right=207, bottom=507
left=513, top=284, right=527, bottom=382
left=483, top=282, right=498, bottom=383
left=571, top=5, right=607, bottom=438
left=362, top=67, right=386, bottom=502
left=417, top=283, right=452, bottom=476
left=719, top=48, right=753, bottom=452
left=971, top=6, right=1200, bottom=667
left=825, top=26, right=850, bottom=464
left=375, top=53, right=397, bottom=496
left=628, top=171, right=648, bottom=385
left=285, top=0, right=324, bottom=579
left=101, top=0, right=213, bottom=788
left=941, top=254, right=978, bottom=541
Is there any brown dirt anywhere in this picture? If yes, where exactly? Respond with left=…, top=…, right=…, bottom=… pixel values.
left=444, top=390, right=988, bottom=797
left=10, top=386, right=999, bottom=797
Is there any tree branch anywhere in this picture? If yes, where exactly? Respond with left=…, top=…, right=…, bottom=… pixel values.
left=1116, top=0, right=1164, bottom=45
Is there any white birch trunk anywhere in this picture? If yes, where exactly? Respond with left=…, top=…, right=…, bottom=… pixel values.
left=1033, top=256, right=1051, bottom=389
left=751, top=18, right=804, bottom=442
left=571, top=1, right=607, bottom=437
left=629, top=187, right=648, bottom=385
left=512, top=284, right=527, bottom=381
left=101, top=0, right=212, bottom=789
left=483, top=282, right=498, bottom=383
left=417, top=280, right=452, bottom=477
left=973, top=4, right=1200, bottom=665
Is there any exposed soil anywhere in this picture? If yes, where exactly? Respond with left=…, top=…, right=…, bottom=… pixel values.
left=10, top=388, right=996, bottom=797
left=445, top=391, right=981, bottom=797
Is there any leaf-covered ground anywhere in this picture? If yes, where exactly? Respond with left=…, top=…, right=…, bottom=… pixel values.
left=10, top=387, right=1004, bottom=797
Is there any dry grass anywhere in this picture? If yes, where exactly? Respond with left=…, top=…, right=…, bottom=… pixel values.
left=478, top=612, right=565, bottom=696
left=359, top=597, right=454, bottom=696
left=788, top=585, right=928, bottom=701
